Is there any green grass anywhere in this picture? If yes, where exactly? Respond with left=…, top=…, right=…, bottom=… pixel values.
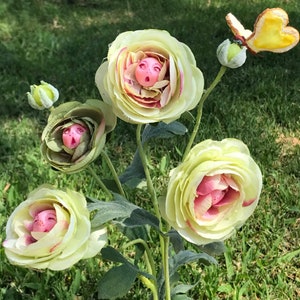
left=0, top=0, right=299, bottom=299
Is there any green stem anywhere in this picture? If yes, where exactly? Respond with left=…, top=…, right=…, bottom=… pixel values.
left=136, top=124, right=171, bottom=300
left=101, top=150, right=126, bottom=197
left=87, top=165, right=112, bottom=200
left=183, top=65, right=227, bottom=160
left=163, top=231, right=171, bottom=300
left=123, top=238, right=156, bottom=278
left=122, top=226, right=158, bottom=300
left=139, top=275, right=159, bottom=300
left=136, top=124, right=161, bottom=225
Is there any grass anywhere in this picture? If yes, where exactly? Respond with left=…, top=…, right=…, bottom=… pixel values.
left=0, top=0, right=299, bottom=299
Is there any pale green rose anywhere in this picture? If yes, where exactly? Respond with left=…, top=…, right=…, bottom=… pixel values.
left=216, top=39, right=247, bottom=68
left=41, top=99, right=116, bottom=173
left=3, top=185, right=107, bottom=270
left=27, top=80, right=59, bottom=110
left=160, top=138, right=262, bottom=245
left=95, top=29, right=204, bottom=124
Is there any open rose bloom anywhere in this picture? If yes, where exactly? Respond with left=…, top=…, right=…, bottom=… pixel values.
left=3, top=185, right=107, bottom=270
left=160, top=138, right=262, bottom=245
left=95, top=29, right=204, bottom=124
left=41, top=99, right=116, bottom=173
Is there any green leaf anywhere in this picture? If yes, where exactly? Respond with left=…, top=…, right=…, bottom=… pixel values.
left=141, top=121, right=188, bottom=143
left=197, top=241, right=226, bottom=256
left=101, top=246, right=154, bottom=281
left=121, top=208, right=160, bottom=232
left=101, top=246, right=131, bottom=265
left=87, top=193, right=140, bottom=228
left=169, top=250, right=217, bottom=279
left=172, top=283, right=196, bottom=296
left=119, top=149, right=145, bottom=186
left=97, top=264, right=138, bottom=299
left=168, top=229, right=185, bottom=253
left=119, top=121, right=187, bottom=187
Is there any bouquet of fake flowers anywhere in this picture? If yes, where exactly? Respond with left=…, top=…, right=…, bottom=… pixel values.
left=3, top=7, right=299, bottom=300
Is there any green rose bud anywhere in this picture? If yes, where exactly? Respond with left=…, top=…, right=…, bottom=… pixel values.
left=27, top=80, right=59, bottom=110
left=216, top=39, right=247, bottom=68
left=160, top=138, right=262, bottom=245
left=3, top=185, right=107, bottom=270
left=41, top=99, right=116, bottom=173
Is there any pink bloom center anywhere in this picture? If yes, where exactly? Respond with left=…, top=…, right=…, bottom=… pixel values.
left=194, top=174, right=240, bottom=220
left=135, top=57, right=162, bottom=87
left=32, top=209, right=57, bottom=232
left=62, top=123, right=87, bottom=149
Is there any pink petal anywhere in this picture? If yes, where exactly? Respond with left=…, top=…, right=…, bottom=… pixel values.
left=242, top=198, right=256, bottom=207
left=197, top=175, right=226, bottom=195
left=194, top=194, right=212, bottom=219
left=214, top=188, right=240, bottom=207
left=223, top=174, right=239, bottom=191
left=210, top=189, right=226, bottom=205
left=202, top=207, right=219, bottom=220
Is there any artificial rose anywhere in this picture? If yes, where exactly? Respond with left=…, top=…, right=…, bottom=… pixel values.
left=41, top=99, right=116, bottom=173
left=160, top=138, right=262, bottom=245
left=27, top=80, right=59, bottom=110
left=95, top=29, right=204, bottom=124
left=3, top=185, right=107, bottom=270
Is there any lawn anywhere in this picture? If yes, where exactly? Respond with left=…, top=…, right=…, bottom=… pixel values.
left=0, top=0, right=299, bottom=299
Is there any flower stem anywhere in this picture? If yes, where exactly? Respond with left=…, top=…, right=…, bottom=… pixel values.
left=183, top=65, right=227, bottom=160
left=139, top=275, right=159, bottom=300
left=87, top=165, right=112, bottom=200
left=123, top=238, right=156, bottom=278
left=101, top=150, right=126, bottom=197
left=136, top=124, right=161, bottom=224
left=163, top=232, right=171, bottom=300
left=136, top=124, right=171, bottom=300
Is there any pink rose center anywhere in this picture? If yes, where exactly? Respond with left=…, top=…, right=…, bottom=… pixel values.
left=135, top=57, right=162, bottom=87
left=194, top=174, right=240, bottom=220
left=62, top=123, right=87, bottom=149
left=32, top=209, right=57, bottom=232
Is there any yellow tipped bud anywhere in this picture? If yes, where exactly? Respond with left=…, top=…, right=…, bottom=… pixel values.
left=27, top=80, right=59, bottom=110
left=217, top=39, right=247, bottom=69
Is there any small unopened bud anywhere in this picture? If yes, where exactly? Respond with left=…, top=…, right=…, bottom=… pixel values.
left=27, top=80, right=59, bottom=110
left=216, top=39, right=247, bottom=69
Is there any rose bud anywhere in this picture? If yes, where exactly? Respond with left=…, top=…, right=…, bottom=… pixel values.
left=27, top=80, right=59, bottom=110
left=216, top=39, right=247, bottom=68
left=41, top=99, right=116, bottom=173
